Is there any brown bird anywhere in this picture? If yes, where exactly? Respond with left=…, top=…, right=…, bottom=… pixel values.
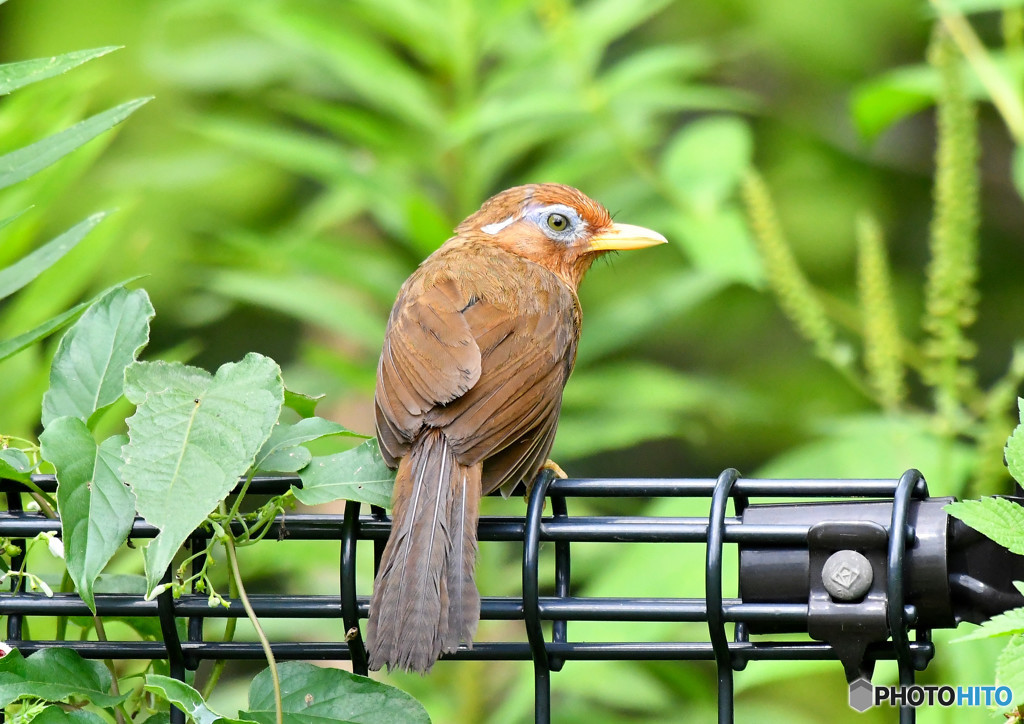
left=367, top=183, right=666, bottom=672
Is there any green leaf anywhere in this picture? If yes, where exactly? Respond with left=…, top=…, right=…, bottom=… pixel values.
left=256, top=416, right=364, bottom=474
left=669, top=207, right=763, bottom=285
left=41, top=287, right=154, bottom=428
left=0, top=277, right=144, bottom=363
left=578, top=271, right=726, bottom=361
left=0, top=97, right=151, bottom=191
left=40, top=419, right=134, bottom=611
left=283, top=388, right=324, bottom=418
left=662, top=116, right=753, bottom=208
left=121, top=353, right=284, bottom=592
left=30, top=705, right=108, bottom=724
left=0, top=47, right=121, bottom=95
left=997, top=634, right=1024, bottom=707
left=0, top=448, right=34, bottom=483
left=939, top=0, right=1024, bottom=12
left=946, top=497, right=1024, bottom=554
left=953, top=606, right=1024, bottom=642
left=850, top=66, right=935, bottom=140
left=1008, top=398, right=1024, bottom=484
left=144, top=675, right=246, bottom=724
left=294, top=438, right=395, bottom=508
left=759, top=414, right=976, bottom=493
left=0, top=648, right=129, bottom=708
left=0, top=212, right=108, bottom=302
left=242, top=662, right=430, bottom=724
left=1014, top=146, right=1024, bottom=202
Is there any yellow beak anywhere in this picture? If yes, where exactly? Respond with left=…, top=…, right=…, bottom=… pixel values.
left=587, top=222, right=668, bottom=252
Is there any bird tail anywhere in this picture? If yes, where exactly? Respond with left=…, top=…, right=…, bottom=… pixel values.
left=367, top=428, right=481, bottom=673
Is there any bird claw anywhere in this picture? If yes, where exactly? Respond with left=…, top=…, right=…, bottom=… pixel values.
left=541, top=459, right=568, bottom=479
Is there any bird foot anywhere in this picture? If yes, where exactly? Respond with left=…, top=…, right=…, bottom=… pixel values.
left=541, top=459, right=568, bottom=479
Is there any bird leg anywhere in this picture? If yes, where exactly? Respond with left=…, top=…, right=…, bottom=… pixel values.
left=541, top=459, right=568, bottom=479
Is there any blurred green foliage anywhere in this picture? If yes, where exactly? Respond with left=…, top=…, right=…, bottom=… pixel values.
left=3, top=0, right=1024, bottom=721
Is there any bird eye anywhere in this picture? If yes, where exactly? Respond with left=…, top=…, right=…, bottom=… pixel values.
left=546, top=213, right=570, bottom=232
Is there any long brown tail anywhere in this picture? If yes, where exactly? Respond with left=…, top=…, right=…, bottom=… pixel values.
left=367, top=428, right=482, bottom=673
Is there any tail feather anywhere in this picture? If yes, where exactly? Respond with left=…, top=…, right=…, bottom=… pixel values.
left=444, top=466, right=481, bottom=652
left=367, top=429, right=481, bottom=672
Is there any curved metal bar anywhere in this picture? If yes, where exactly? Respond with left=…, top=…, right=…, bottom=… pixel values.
left=549, top=493, right=570, bottom=672
left=341, top=501, right=368, bottom=675
left=707, top=468, right=741, bottom=724
left=5, top=486, right=25, bottom=641
left=156, top=567, right=186, bottom=724
left=524, top=470, right=557, bottom=724
left=888, top=469, right=924, bottom=724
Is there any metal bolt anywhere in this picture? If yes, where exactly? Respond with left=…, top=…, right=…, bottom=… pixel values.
left=822, top=550, right=873, bottom=601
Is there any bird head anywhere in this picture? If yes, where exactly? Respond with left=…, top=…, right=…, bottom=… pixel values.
left=456, top=183, right=667, bottom=289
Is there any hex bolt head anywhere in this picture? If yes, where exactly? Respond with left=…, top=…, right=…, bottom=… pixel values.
left=822, top=550, right=873, bottom=601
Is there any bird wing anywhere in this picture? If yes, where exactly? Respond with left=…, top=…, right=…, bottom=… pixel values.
left=375, top=252, right=579, bottom=493
left=375, top=276, right=483, bottom=465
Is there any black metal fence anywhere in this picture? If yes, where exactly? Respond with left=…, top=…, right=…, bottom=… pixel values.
left=1, top=470, right=1020, bottom=724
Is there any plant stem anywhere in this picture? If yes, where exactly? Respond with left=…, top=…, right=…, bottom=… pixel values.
left=200, top=568, right=239, bottom=700
left=93, top=615, right=126, bottom=724
left=220, top=502, right=282, bottom=724
left=932, top=0, right=1024, bottom=142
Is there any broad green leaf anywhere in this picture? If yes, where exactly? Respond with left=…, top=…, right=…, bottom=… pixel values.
left=578, top=271, right=726, bottom=361
left=0, top=97, right=151, bottom=191
left=946, top=497, right=1024, bottom=554
left=759, top=414, right=975, bottom=494
left=997, top=634, right=1024, bottom=707
left=953, top=606, right=1024, bottom=642
left=121, top=353, right=284, bottom=592
left=850, top=66, right=935, bottom=140
left=938, top=0, right=1024, bottom=12
left=1014, top=146, right=1024, bottom=202
left=0, top=277, right=143, bottom=363
left=42, top=287, right=154, bottom=428
left=0, top=47, right=121, bottom=95
left=0, top=448, right=34, bottom=483
left=32, top=705, right=108, bottom=724
left=283, top=388, right=324, bottom=418
left=243, top=662, right=430, bottom=724
left=144, top=675, right=246, bottom=724
left=40, top=418, right=134, bottom=611
left=255, top=416, right=364, bottom=474
left=576, top=0, right=673, bottom=48
left=662, top=116, right=753, bottom=208
left=294, top=438, right=394, bottom=508
left=669, top=207, right=762, bottom=285
left=0, top=206, right=31, bottom=232
left=1008, top=399, right=1024, bottom=484
left=0, top=212, right=108, bottom=302
left=0, top=648, right=128, bottom=708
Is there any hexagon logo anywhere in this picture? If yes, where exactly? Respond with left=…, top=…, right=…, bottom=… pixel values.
left=849, top=677, right=874, bottom=712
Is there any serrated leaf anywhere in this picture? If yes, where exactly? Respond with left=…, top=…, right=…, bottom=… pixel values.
left=242, top=662, right=430, bottom=724
left=997, top=634, right=1024, bottom=706
left=0, top=277, right=144, bottom=363
left=662, top=116, right=753, bottom=208
left=40, top=418, right=134, bottom=612
left=0, top=448, right=34, bottom=482
left=0, top=47, right=121, bottom=95
left=0, top=97, right=151, bottom=191
left=946, top=497, right=1024, bottom=554
left=294, top=438, right=394, bottom=508
left=0, top=213, right=108, bottom=302
left=0, top=648, right=128, bottom=708
left=953, top=607, right=1024, bottom=642
left=121, top=353, right=283, bottom=592
left=42, top=287, right=154, bottom=428
left=144, top=676, right=246, bottom=724
left=283, top=388, right=324, bottom=418
left=255, top=416, right=363, bottom=474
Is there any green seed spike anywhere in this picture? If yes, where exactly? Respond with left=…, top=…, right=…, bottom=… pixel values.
left=856, top=213, right=906, bottom=411
left=741, top=169, right=839, bottom=364
left=922, top=27, right=981, bottom=428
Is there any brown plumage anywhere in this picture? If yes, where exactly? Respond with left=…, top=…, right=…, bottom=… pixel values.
left=367, top=183, right=666, bottom=673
